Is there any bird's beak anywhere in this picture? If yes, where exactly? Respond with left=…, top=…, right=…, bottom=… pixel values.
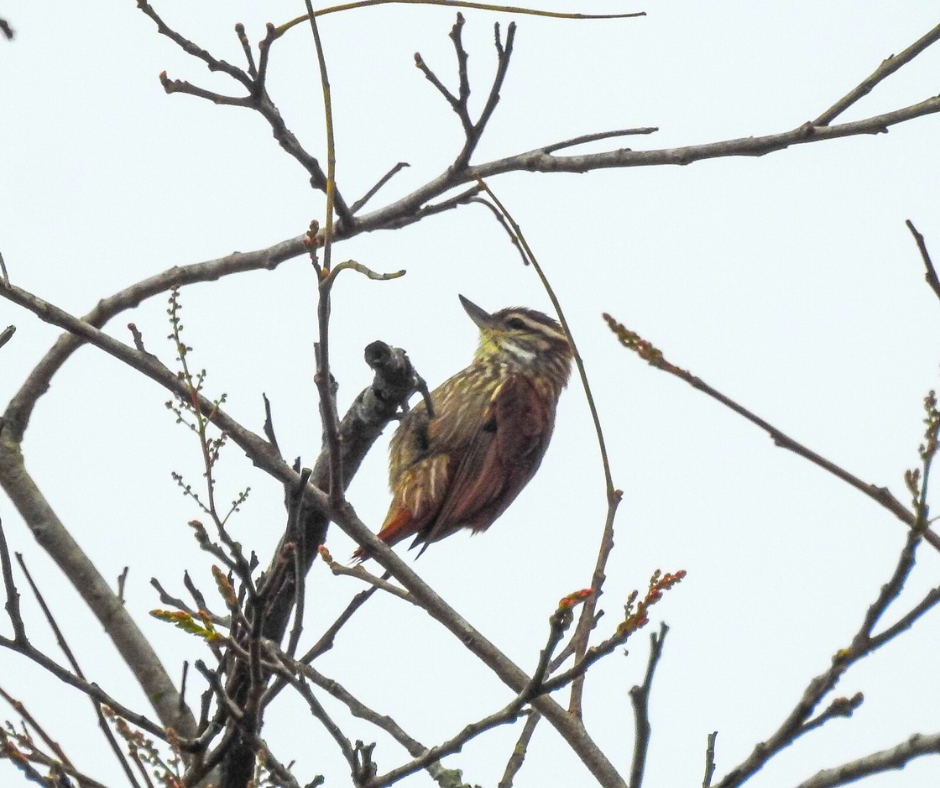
left=459, top=295, right=497, bottom=331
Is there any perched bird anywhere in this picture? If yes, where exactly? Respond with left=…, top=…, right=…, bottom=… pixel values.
left=357, top=295, right=573, bottom=558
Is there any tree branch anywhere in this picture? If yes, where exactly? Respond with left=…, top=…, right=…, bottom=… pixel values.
left=906, top=219, right=940, bottom=304
left=813, top=22, right=940, bottom=126
left=794, top=732, right=940, bottom=788
left=716, top=523, right=936, bottom=788
left=472, top=178, right=622, bottom=718
left=628, top=622, right=668, bottom=788
left=603, top=314, right=940, bottom=552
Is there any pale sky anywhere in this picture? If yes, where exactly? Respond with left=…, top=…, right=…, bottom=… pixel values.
left=2, top=2, right=940, bottom=787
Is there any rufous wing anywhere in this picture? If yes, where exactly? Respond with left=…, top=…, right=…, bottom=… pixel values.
left=416, top=374, right=550, bottom=551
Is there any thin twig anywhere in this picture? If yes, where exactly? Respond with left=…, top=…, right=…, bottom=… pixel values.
left=15, top=554, right=143, bottom=787
left=794, top=731, right=940, bottom=788
left=628, top=622, right=668, bottom=788
left=364, top=592, right=587, bottom=788
left=291, top=677, right=361, bottom=781
left=319, top=547, right=417, bottom=604
left=603, top=313, right=940, bottom=553
left=262, top=392, right=283, bottom=458
left=234, top=23, right=258, bottom=79
left=306, top=0, right=344, bottom=508
left=0, top=516, right=25, bottom=641
left=136, top=0, right=254, bottom=90
left=286, top=468, right=312, bottom=659
left=906, top=219, right=940, bottom=304
left=351, top=162, right=410, bottom=214
left=541, top=127, right=659, bottom=154
left=0, top=684, right=75, bottom=770
left=713, top=398, right=940, bottom=787
left=305, top=0, right=341, bottom=269
left=470, top=198, right=528, bottom=266
left=814, top=23, right=940, bottom=126
left=702, top=732, right=718, bottom=788
left=305, top=586, right=379, bottom=663
left=498, top=710, right=541, bottom=788
left=323, top=260, right=407, bottom=286
left=716, top=525, right=933, bottom=787
left=474, top=177, right=621, bottom=718
left=277, top=0, right=646, bottom=36
left=0, top=325, right=14, bottom=351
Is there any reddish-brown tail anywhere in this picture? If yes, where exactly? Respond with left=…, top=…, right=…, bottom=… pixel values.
left=351, top=506, right=415, bottom=561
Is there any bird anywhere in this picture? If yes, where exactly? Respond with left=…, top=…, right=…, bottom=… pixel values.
left=355, top=295, right=573, bottom=559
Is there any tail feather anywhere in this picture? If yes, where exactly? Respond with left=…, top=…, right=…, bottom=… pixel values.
left=351, top=506, right=415, bottom=562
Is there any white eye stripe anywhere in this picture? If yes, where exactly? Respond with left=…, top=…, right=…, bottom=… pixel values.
left=507, top=314, right=568, bottom=343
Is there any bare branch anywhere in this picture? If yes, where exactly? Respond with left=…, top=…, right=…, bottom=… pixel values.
left=541, top=127, right=659, bottom=154
left=351, top=162, right=410, bottom=214
left=137, top=1, right=355, bottom=227
left=715, top=523, right=934, bottom=788
left=365, top=593, right=586, bottom=788
left=628, top=623, right=668, bottom=788
left=702, top=732, right=718, bottom=788
left=603, top=313, right=940, bottom=553
left=286, top=469, right=312, bottom=660
left=289, top=677, right=361, bottom=782
left=795, top=732, right=940, bottom=788
left=15, top=554, right=142, bottom=786
left=498, top=711, right=541, bottom=788
left=135, top=0, right=253, bottom=90
left=814, top=22, right=940, bottom=126
left=473, top=178, right=621, bottom=718
left=0, top=684, right=74, bottom=771
left=906, top=219, right=940, bottom=304
left=159, top=73, right=252, bottom=107
left=305, top=0, right=342, bottom=270
left=262, top=393, right=283, bottom=459
left=303, top=586, right=379, bottom=663
left=320, top=547, right=417, bottom=604
left=0, top=515, right=25, bottom=642
left=469, top=198, right=528, bottom=266
left=233, top=23, right=257, bottom=79
left=0, top=325, right=14, bottom=351
left=277, top=0, right=646, bottom=36
left=798, top=693, right=864, bottom=738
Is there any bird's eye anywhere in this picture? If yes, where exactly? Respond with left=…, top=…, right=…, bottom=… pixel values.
left=506, top=317, right=527, bottom=330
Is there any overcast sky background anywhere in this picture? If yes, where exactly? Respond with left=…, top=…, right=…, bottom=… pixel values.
left=3, top=2, right=940, bottom=787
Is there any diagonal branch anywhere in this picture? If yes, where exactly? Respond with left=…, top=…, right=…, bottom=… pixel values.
left=603, top=314, right=940, bottom=552
left=716, top=518, right=938, bottom=788
left=351, top=162, right=410, bottom=214
left=0, top=325, right=14, bottom=351
left=906, top=219, right=940, bottom=304
left=814, top=22, right=940, bottom=126
left=794, top=731, right=940, bottom=788
left=15, top=554, right=142, bottom=786
left=363, top=593, right=584, bottom=788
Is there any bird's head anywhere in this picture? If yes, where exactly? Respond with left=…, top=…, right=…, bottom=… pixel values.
left=459, top=295, right=573, bottom=376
